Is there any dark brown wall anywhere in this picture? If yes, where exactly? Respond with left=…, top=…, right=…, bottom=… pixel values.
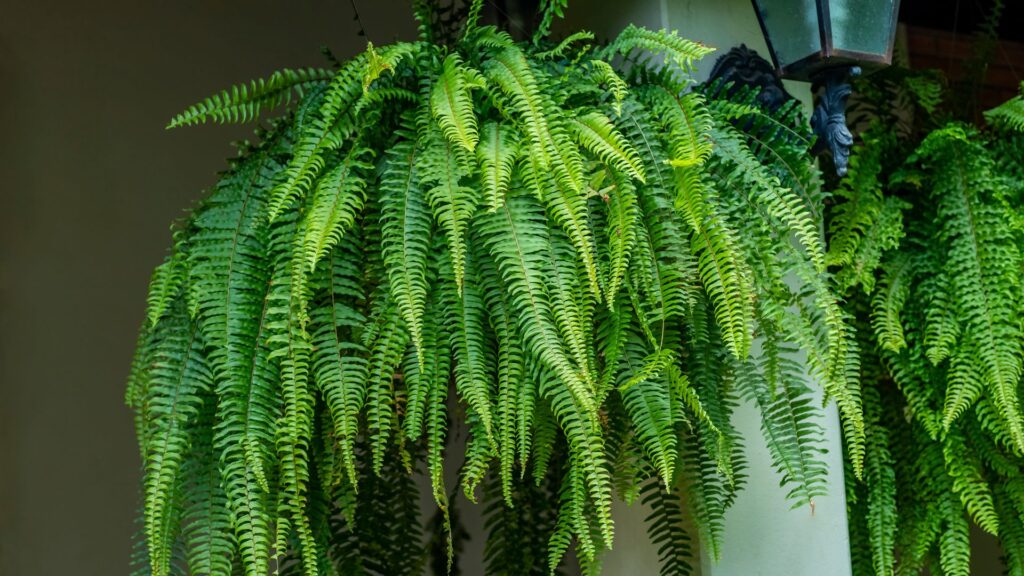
left=905, top=24, right=1024, bottom=111
left=0, top=2, right=415, bottom=573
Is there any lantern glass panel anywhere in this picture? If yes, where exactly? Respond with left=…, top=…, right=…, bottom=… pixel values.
left=753, top=0, right=821, bottom=68
left=829, top=0, right=897, bottom=57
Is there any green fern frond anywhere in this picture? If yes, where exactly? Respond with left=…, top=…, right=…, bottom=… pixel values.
left=299, top=145, right=372, bottom=273
left=167, top=68, right=334, bottom=128
left=536, top=31, right=595, bottom=61
left=145, top=231, right=189, bottom=328
left=588, top=60, right=628, bottom=116
left=606, top=25, right=715, bottom=74
left=861, top=383, right=897, bottom=576
left=941, top=342, right=985, bottom=430
left=640, top=477, right=694, bottom=576
left=602, top=171, right=638, bottom=309
left=534, top=0, right=569, bottom=43
left=674, top=167, right=754, bottom=359
left=267, top=51, right=374, bottom=222
left=265, top=216, right=319, bottom=576
left=476, top=121, right=520, bottom=212
left=179, top=404, right=235, bottom=576
left=143, top=307, right=211, bottom=576
left=420, top=125, right=477, bottom=292
left=362, top=41, right=418, bottom=93
left=431, top=53, right=481, bottom=152
left=309, top=240, right=369, bottom=489
left=546, top=230, right=599, bottom=393
left=646, top=88, right=714, bottom=168
left=443, top=246, right=496, bottom=452
left=479, top=194, right=596, bottom=416
left=826, top=133, right=908, bottom=293
left=871, top=254, right=913, bottom=353
left=985, top=82, right=1024, bottom=132
left=711, top=122, right=826, bottom=271
left=737, top=340, right=828, bottom=509
left=920, top=271, right=959, bottom=365
left=479, top=246, right=528, bottom=499
left=364, top=301, right=410, bottom=475
left=943, top=431, right=999, bottom=535
left=938, top=495, right=971, bottom=576
left=570, top=112, right=646, bottom=183
left=380, top=134, right=432, bottom=369
left=620, top=348, right=679, bottom=486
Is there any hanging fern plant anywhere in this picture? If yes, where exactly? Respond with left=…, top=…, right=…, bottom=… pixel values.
left=127, top=1, right=861, bottom=574
left=835, top=70, right=1024, bottom=576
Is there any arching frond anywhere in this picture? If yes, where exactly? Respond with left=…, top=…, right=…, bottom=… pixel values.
left=168, top=68, right=334, bottom=128
left=588, top=60, right=628, bottom=115
left=476, top=121, right=520, bottom=212
left=143, top=306, right=212, bottom=576
left=380, top=134, right=432, bottom=368
left=145, top=231, right=189, bottom=328
left=299, top=145, right=372, bottom=273
left=985, top=82, right=1024, bottom=132
left=420, top=125, right=477, bottom=291
left=673, top=167, right=754, bottom=359
left=431, top=53, right=481, bottom=152
left=605, top=25, right=715, bottom=74
left=569, top=112, right=645, bottom=182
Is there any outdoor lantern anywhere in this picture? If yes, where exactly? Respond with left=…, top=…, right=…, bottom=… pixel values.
left=751, top=0, right=901, bottom=81
left=749, top=0, right=902, bottom=175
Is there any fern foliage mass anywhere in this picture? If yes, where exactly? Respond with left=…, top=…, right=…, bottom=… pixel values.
left=128, top=3, right=856, bottom=574
left=835, top=68, right=1024, bottom=576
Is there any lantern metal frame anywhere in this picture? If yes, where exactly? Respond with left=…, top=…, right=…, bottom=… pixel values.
left=739, top=0, right=902, bottom=175
left=751, top=0, right=903, bottom=82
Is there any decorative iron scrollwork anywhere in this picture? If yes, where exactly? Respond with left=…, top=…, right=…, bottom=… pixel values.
left=810, top=66, right=860, bottom=177
left=706, top=45, right=861, bottom=177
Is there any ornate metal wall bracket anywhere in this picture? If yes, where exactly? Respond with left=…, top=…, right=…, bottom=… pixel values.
left=810, top=65, right=861, bottom=176
left=705, top=44, right=794, bottom=112
left=706, top=46, right=862, bottom=177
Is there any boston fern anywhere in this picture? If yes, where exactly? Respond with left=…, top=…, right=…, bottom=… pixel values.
left=127, top=2, right=861, bottom=574
left=834, top=71, right=1024, bottom=576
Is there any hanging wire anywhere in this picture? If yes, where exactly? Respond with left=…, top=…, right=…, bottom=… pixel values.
left=971, top=0, right=1021, bottom=88
left=349, top=0, right=369, bottom=40
left=484, top=0, right=531, bottom=40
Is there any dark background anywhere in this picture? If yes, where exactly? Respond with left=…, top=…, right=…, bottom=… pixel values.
left=0, top=1, right=1018, bottom=574
left=0, top=2, right=417, bottom=573
left=901, top=0, right=1024, bottom=42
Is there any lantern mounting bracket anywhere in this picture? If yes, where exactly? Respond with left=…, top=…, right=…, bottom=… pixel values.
left=705, top=44, right=795, bottom=112
left=810, top=65, right=860, bottom=177
left=706, top=46, right=860, bottom=177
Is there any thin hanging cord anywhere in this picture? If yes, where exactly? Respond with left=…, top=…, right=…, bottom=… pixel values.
left=349, top=0, right=370, bottom=40
left=970, top=0, right=1021, bottom=89
left=485, top=0, right=530, bottom=38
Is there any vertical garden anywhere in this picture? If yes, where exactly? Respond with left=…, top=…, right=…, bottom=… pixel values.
left=125, top=0, right=1024, bottom=574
